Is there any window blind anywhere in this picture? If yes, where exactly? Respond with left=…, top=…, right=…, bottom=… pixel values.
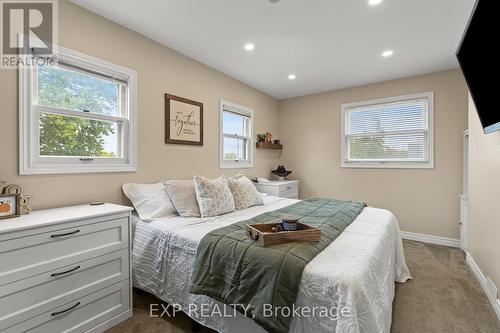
left=32, top=48, right=130, bottom=84
left=344, top=96, right=431, bottom=164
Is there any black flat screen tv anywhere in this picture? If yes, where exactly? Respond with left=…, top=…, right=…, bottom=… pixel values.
left=457, top=0, right=499, bottom=134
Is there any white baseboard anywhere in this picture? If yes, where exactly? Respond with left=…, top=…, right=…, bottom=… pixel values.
left=400, top=231, right=461, bottom=248
left=466, top=252, right=500, bottom=322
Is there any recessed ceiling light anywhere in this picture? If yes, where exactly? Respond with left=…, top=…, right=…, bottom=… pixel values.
left=288, top=74, right=296, bottom=80
left=368, top=0, right=383, bottom=5
left=244, top=43, right=255, bottom=51
left=381, top=50, right=394, bottom=57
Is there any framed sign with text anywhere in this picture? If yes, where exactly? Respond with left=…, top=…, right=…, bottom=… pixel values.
left=165, top=93, right=203, bottom=146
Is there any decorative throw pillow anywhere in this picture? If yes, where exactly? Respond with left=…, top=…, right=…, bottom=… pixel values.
left=122, top=182, right=177, bottom=221
left=193, top=175, right=236, bottom=217
left=164, top=179, right=201, bottom=217
left=226, top=176, right=264, bottom=210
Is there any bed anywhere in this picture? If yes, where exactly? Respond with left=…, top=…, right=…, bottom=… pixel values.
left=131, top=196, right=411, bottom=333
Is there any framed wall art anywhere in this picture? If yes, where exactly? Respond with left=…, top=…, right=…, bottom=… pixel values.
left=0, top=194, right=20, bottom=220
left=165, top=93, right=203, bottom=146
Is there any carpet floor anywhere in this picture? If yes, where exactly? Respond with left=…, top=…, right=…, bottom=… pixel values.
left=106, top=240, right=500, bottom=333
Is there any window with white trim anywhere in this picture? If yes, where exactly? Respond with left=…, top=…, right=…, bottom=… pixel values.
left=219, top=99, right=254, bottom=169
left=341, top=92, right=434, bottom=168
left=19, top=45, right=137, bottom=174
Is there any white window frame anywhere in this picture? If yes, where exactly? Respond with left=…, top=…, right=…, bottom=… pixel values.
left=341, top=92, right=434, bottom=169
left=19, top=40, right=137, bottom=175
left=219, top=99, right=254, bottom=169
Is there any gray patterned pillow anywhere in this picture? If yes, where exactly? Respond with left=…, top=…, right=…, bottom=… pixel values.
left=226, top=176, right=264, bottom=210
left=194, top=176, right=236, bottom=217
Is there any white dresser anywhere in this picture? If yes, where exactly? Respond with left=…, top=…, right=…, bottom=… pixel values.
left=254, top=180, right=299, bottom=199
left=0, top=203, right=133, bottom=333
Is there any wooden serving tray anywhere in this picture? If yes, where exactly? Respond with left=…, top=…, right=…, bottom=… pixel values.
left=246, top=222, right=321, bottom=247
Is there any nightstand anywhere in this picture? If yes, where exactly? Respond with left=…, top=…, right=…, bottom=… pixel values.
left=254, top=180, right=299, bottom=199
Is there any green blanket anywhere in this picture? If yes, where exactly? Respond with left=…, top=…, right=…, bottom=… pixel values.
left=190, top=198, right=366, bottom=333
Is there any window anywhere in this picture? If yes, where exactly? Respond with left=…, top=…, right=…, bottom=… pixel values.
left=341, top=92, right=434, bottom=168
left=219, top=99, right=254, bottom=169
left=19, top=45, right=137, bottom=174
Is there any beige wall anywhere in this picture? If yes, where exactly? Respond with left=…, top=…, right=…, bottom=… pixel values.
left=278, top=69, right=468, bottom=239
left=468, top=95, right=500, bottom=292
left=0, top=0, right=281, bottom=210
left=0, top=1, right=470, bottom=243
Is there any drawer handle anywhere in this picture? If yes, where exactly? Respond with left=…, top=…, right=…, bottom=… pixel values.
left=51, top=265, right=81, bottom=277
left=50, top=229, right=80, bottom=238
left=51, top=302, right=80, bottom=316
left=286, top=186, right=291, bottom=190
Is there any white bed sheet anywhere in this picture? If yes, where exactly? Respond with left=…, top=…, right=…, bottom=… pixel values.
left=132, top=196, right=411, bottom=333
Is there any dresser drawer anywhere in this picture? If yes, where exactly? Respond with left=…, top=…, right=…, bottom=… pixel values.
left=278, top=183, right=298, bottom=199
left=3, top=280, right=130, bottom=333
left=0, top=249, right=129, bottom=329
left=0, top=217, right=129, bottom=286
left=254, top=181, right=299, bottom=199
left=255, top=185, right=280, bottom=197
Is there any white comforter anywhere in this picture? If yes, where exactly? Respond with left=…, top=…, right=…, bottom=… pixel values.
left=132, top=196, right=411, bottom=333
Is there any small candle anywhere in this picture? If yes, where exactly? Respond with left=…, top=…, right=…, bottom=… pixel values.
left=282, top=215, right=299, bottom=231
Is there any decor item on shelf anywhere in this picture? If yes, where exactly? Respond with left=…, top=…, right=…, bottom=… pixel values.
left=256, top=133, right=283, bottom=149
left=265, top=132, right=273, bottom=143
left=3, top=184, right=23, bottom=195
left=19, top=195, right=33, bottom=215
left=271, top=165, right=292, bottom=180
left=0, top=193, right=20, bottom=220
left=165, top=93, right=203, bottom=146
left=0, top=181, right=33, bottom=215
left=257, top=133, right=267, bottom=142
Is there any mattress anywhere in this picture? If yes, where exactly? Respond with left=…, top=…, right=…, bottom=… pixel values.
left=132, top=196, right=411, bottom=333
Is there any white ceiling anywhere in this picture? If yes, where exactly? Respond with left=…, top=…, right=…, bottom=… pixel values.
left=71, top=0, right=476, bottom=99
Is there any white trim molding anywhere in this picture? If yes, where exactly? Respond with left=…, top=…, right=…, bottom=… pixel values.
left=341, top=92, right=434, bottom=169
left=400, top=231, right=461, bottom=248
left=402, top=232, right=500, bottom=321
left=19, top=39, right=137, bottom=175
left=466, top=252, right=500, bottom=321
left=219, top=99, right=254, bottom=169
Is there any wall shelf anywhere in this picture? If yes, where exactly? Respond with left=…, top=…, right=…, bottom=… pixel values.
left=256, top=142, right=283, bottom=150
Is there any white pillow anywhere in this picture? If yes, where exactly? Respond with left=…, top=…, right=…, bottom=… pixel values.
left=122, top=182, right=177, bottom=221
left=164, top=179, right=201, bottom=217
left=226, top=176, right=264, bottom=210
left=194, top=175, right=236, bottom=217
